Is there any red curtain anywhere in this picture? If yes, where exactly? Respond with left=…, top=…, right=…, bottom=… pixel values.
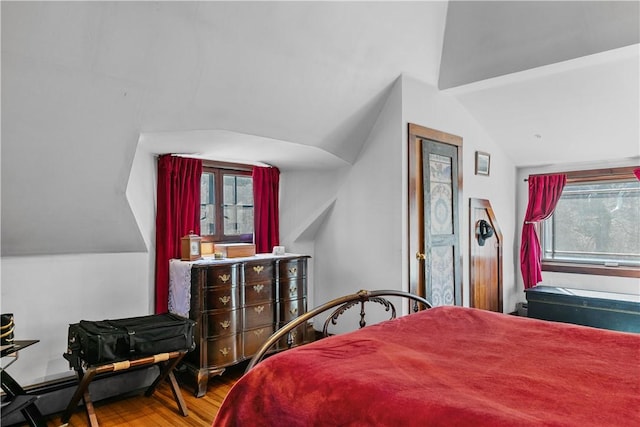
left=253, top=166, right=280, bottom=253
left=520, top=174, right=566, bottom=289
left=634, top=168, right=640, bottom=181
left=155, top=155, right=202, bottom=313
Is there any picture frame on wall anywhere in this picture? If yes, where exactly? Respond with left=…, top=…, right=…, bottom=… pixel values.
left=475, top=151, right=490, bottom=176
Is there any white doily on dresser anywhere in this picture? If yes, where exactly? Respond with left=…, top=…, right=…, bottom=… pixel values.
left=168, top=259, right=192, bottom=318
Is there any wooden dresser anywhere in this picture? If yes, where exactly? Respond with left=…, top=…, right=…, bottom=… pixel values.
left=173, top=254, right=311, bottom=397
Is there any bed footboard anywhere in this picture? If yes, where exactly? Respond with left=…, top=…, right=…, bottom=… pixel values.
left=245, top=289, right=431, bottom=372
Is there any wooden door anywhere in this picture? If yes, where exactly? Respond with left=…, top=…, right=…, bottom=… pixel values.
left=469, top=198, right=503, bottom=312
left=409, top=124, right=463, bottom=307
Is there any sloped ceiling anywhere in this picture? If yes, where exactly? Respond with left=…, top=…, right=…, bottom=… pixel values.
left=440, top=1, right=640, bottom=89
left=1, top=1, right=638, bottom=255
left=440, top=0, right=640, bottom=167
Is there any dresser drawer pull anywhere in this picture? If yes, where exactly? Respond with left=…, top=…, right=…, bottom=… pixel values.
left=253, top=284, right=264, bottom=293
left=220, top=320, right=231, bottom=329
left=288, top=267, right=297, bottom=275
left=254, top=305, right=265, bottom=315
left=218, top=274, right=230, bottom=283
left=253, top=265, right=265, bottom=274
left=219, top=295, right=231, bottom=305
left=219, top=347, right=230, bottom=356
left=289, top=307, right=298, bottom=316
left=253, top=328, right=265, bottom=337
left=289, top=286, right=297, bottom=296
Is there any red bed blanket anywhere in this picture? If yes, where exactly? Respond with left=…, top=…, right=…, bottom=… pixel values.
left=212, top=306, right=640, bottom=426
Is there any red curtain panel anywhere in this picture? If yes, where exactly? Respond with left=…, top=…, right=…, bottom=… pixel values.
left=252, top=166, right=280, bottom=253
left=154, top=154, right=202, bottom=313
left=520, top=174, right=566, bottom=289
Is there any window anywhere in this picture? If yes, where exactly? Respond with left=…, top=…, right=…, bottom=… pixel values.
left=200, top=162, right=253, bottom=243
left=541, top=166, right=640, bottom=277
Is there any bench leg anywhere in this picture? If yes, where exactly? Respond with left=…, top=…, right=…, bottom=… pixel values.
left=61, top=366, right=98, bottom=425
left=167, top=370, right=188, bottom=416
left=144, top=353, right=188, bottom=416
left=82, top=386, right=100, bottom=427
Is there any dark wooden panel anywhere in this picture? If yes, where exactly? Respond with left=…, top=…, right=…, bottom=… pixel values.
left=469, top=198, right=503, bottom=312
left=244, top=302, right=274, bottom=329
left=525, top=285, right=640, bottom=332
left=244, top=282, right=274, bottom=305
left=203, top=264, right=239, bottom=287
left=280, top=278, right=306, bottom=300
left=205, top=286, right=240, bottom=310
left=206, top=309, right=241, bottom=337
left=206, top=335, right=241, bottom=366
left=243, top=325, right=276, bottom=356
left=243, top=261, right=274, bottom=283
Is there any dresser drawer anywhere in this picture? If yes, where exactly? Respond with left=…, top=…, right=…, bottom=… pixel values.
left=244, top=261, right=273, bottom=283
left=243, top=325, right=275, bottom=357
left=244, top=281, right=274, bottom=305
left=280, top=278, right=306, bottom=300
left=281, top=298, right=306, bottom=323
left=206, top=285, right=240, bottom=310
left=244, top=302, right=274, bottom=329
left=206, top=264, right=239, bottom=287
left=207, top=334, right=241, bottom=366
left=206, top=309, right=241, bottom=338
left=278, top=258, right=306, bottom=279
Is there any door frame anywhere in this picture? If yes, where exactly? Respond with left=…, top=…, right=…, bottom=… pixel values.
left=408, top=123, right=463, bottom=304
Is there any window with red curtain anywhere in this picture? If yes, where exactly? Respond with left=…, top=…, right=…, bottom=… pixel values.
left=540, top=166, right=640, bottom=278
left=520, top=174, right=566, bottom=289
left=154, top=154, right=202, bottom=314
left=252, top=166, right=280, bottom=253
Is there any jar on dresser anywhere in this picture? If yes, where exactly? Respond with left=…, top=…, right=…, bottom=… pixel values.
left=170, top=254, right=311, bottom=397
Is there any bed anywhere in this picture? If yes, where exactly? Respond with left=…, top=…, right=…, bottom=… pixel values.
left=212, top=290, right=640, bottom=426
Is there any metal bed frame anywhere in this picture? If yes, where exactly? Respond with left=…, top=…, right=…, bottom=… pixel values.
left=245, top=289, right=432, bottom=372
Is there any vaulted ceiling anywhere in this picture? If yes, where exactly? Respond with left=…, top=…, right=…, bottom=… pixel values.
left=1, top=1, right=639, bottom=255
left=131, top=0, right=640, bottom=168
left=440, top=0, right=639, bottom=166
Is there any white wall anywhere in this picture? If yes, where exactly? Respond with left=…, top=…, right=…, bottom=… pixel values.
left=517, top=160, right=640, bottom=295
left=401, top=75, right=519, bottom=311
left=311, top=77, right=404, bottom=314
left=0, top=253, right=150, bottom=385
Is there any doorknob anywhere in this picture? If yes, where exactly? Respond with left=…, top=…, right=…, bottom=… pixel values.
left=416, top=252, right=425, bottom=260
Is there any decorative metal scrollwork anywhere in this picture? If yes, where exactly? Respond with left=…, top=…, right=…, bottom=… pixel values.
left=288, top=267, right=297, bottom=275
left=286, top=330, right=298, bottom=349
left=219, top=320, right=230, bottom=329
left=289, top=307, right=298, bottom=316
left=289, top=286, right=297, bottom=296
left=244, top=289, right=432, bottom=373
left=253, top=284, right=264, bottom=293
left=253, top=265, right=264, bottom=274
left=322, top=290, right=397, bottom=336
left=253, top=328, right=265, bottom=336
left=218, top=274, right=230, bottom=283
left=219, top=347, right=230, bottom=356
left=254, top=305, right=264, bottom=314
left=219, top=295, right=231, bottom=305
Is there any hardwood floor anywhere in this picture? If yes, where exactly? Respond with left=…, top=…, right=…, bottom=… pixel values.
left=35, top=365, right=244, bottom=427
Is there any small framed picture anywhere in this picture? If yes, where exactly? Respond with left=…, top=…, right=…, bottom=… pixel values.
left=475, top=151, right=490, bottom=176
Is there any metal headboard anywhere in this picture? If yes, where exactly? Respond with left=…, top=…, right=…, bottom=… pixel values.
left=245, top=289, right=432, bottom=372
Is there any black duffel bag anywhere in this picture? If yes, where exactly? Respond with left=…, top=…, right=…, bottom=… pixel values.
left=65, top=313, right=196, bottom=367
